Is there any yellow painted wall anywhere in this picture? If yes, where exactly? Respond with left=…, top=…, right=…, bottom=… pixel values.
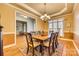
left=64, top=13, right=73, bottom=33
left=73, top=4, right=79, bottom=49
left=0, top=4, right=15, bottom=33
left=35, top=13, right=74, bottom=37
left=52, top=13, right=74, bottom=39
left=43, top=21, right=48, bottom=32
left=35, top=19, right=48, bottom=32
left=63, top=13, right=73, bottom=39
left=35, top=19, right=44, bottom=31
left=0, top=4, right=16, bottom=46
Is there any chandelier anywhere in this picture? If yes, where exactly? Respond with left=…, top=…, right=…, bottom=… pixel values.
left=40, top=3, right=50, bottom=21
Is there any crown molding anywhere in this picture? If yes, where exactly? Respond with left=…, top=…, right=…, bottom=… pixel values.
left=11, top=3, right=67, bottom=18
left=5, top=3, right=72, bottom=20
left=51, top=12, right=72, bottom=19
left=18, top=4, right=42, bottom=16
left=50, top=3, right=67, bottom=17
left=5, top=3, right=39, bottom=19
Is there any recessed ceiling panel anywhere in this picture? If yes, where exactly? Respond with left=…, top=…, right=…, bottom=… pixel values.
left=26, top=3, right=65, bottom=15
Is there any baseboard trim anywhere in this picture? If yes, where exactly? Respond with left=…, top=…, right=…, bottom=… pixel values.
left=59, top=38, right=73, bottom=41
left=59, top=38, right=79, bottom=55
left=72, top=40, right=79, bottom=55
left=3, top=43, right=16, bottom=49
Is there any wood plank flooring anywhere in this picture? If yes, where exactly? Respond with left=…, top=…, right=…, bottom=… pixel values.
left=4, top=46, right=23, bottom=56
left=3, top=36, right=79, bottom=56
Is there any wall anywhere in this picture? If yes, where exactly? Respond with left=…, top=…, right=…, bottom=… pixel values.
left=27, top=18, right=35, bottom=32
left=51, top=13, right=74, bottom=39
left=73, top=4, right=79, bottom=49
left=16, top=14, right=48, bottom=33
left=64, top=13, right=74, bottom=39
left=36, top=13, right=74, bottom=38
left=0, top=4, right=16, bottom=46
left=43, top=21, right=48, bottom=32
left=35, top=19, right=48, bottom=32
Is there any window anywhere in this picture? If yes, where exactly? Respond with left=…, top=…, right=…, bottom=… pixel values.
left=48, top=18, right=64, bottom=36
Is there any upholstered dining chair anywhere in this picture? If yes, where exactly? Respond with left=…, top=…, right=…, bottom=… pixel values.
left=25, top=33, right=40, bottom=56
left=43, top=33, right=55, bottom=56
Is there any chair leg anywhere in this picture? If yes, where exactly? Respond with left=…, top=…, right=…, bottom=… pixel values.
left=32, top=48, right=34, bottom=56
left=55, top=42, right=57, bottom=48
left=55, top=42, right=58, bottom=48
left=48, top=48, right=51, bottom=56
left=26, top=47, right=29, bottom=55
left=56, top=43, right=58, bottom=48
left=42, top=47, right=44, bottom=56
left=52, top=43, right=55, bottom=53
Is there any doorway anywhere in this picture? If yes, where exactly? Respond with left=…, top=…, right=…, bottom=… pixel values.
left=16, top=20, right=27, bottom=35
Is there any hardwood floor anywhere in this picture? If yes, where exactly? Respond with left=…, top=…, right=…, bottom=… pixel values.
left=3, top=36, right=79, bottom=56
left=4, top=46, right=23, bottom=56
left=60, top=40, right=78, bottom=56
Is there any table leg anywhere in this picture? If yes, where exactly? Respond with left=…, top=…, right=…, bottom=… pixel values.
left=40, top=41, right=43, bottom=56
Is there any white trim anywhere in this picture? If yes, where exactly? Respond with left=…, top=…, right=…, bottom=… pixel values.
left=72, top=40, right=79, bottom=54
left=51, top=12, right=72, bottom=19
left=60, top=38, right=79, bottom=55
left=50, top=3, right=67, bottom=17
left=18, top=4, right=42, bottom=16
left=73, top=32, right=79, bottom=35
left=64, top=31, right=73, bottom=33
left=72, top=4, right=77, bottom=13
left=59, top=38, right=73, bottom=41
left=3, top=43, right=16, bottom=49
left=3, top=32, right=15, bottom=34
left=6, top=3, right=68, bottom=18
left=15, top=11, right=16, bottom=46
left=5, top=3, right=39, bottom=19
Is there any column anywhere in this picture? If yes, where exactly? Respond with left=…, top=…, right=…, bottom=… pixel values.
left=0, top=25, right=3, bottom=56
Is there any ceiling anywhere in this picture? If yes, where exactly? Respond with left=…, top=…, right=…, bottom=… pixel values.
left=26, top=3, right=65, bottom=15
left=10, top=3, right=74, bottom=18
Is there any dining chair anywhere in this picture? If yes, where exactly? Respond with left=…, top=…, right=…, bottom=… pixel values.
left=43, top=33, right=55, bottom=56
left=31, top=31, right=40, bottom=42
left=31, top=31, right=36, bottom=35
left=54, top=32, right=59, bottom=48
left=25, top=33, right=40, bottom=56
left=38, top=31, right=41, bottom=35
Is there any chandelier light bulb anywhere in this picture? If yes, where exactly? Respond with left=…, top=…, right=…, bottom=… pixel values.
left=40, top=14, right=51, bottom=21
left=44, top=14, right=47, bottom=16
left=40, top=3, right=51, bottom=21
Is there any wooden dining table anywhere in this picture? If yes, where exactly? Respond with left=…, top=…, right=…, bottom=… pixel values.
left=32, top=35, right=49, bottom=55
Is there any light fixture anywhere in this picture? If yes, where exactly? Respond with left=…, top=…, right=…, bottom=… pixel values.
left=40, top=3, right=50, bottom=21
left=20, top=14, right=28, bottom=18
left=23, top=16, right=28, bottom=18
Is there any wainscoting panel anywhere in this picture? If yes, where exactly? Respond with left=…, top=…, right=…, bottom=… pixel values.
left=64, top=32, right=73, bottom=39
left=3, top=34, right=15, bottom=46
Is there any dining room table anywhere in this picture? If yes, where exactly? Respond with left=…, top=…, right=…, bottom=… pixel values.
left=32, top=34, right=49, bottom=55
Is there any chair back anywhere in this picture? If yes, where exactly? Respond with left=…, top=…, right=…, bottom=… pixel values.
left=25, top=33, right=34, bottom=47
left=49, top=33, right=55, bottom=47
left=37, top=31, right=41, bottom=35
left=31, top=31, right=36, bottom=35
left=54, top=32, right=59, bottom=48
left=55, top=32, right=59, bottom=42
